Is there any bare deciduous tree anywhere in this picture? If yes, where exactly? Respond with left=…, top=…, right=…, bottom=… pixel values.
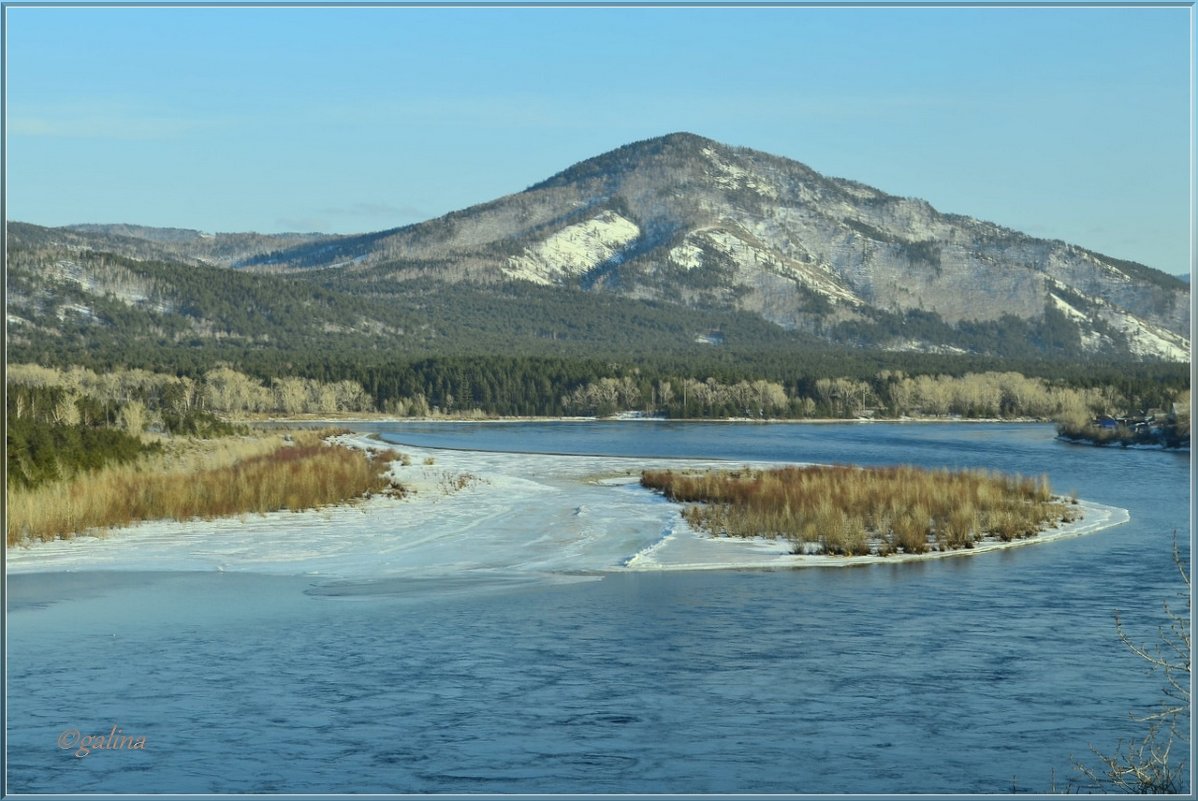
left=1073, top=536, right=1190, bottom=794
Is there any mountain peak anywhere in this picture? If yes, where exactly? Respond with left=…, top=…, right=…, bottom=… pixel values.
left=526, top=131, right=724, bottom=193
left=652, top=130, right=719, bottom=147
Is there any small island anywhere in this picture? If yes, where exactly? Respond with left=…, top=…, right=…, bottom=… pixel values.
left=641, top=464, right=1080, bottom=557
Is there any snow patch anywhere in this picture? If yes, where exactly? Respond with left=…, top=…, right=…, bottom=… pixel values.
left=675, top=228, right=862, bottom=306
left=882, top=339, right=969, bottom=356
left=1049, top=293, right=1087, bottom=322
left=56, top=303, right=96, bottom=320
left=1050, top=292, right=1106, bottom=352
left=1045, top=283, right=1183, bottom=358
left=701, top=147, right=779, bottom=199
left=668, top=242, right=704, bottom=271
left=1104, top=309, right=1190, bottom=361
left=504, top=211, right=640, bottom=285
left=48, top=259, right=172, bottom=313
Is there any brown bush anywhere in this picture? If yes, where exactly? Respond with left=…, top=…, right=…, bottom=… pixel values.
left=8, top=432, right=396, bottom=546
left=642, top=464, right=1071, bottom=556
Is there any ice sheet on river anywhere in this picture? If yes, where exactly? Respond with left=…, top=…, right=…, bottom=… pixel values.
left=6, top=436, right=1128, bottom=581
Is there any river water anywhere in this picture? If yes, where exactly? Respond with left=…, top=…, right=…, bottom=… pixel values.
left=5, top=422, right=1190, bottom=794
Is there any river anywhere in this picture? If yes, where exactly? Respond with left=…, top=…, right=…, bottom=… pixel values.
left=5, top=422, right=1190, bottom=794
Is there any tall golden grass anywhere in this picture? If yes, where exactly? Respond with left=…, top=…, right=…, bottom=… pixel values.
left=7, top=430, right=399, bottom=546
left=642, top=464, right=1077, bottom=556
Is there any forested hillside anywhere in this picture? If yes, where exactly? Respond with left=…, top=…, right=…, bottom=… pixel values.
left=7, top=217, right=1189, bottom=426
left=6, top=132, right=1191, bottom=437
left=11, top=221, right=1175, bottom=373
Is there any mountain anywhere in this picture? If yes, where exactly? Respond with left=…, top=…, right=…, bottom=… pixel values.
left=228, top=132, right=1188, bottom=361
left=5, top=220, right=837, bottom=379
left=5, top=133, right=1190, bottom=363
left=52, top=223, right=334, bottom=268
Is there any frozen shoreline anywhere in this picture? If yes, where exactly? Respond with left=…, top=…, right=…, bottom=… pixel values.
left=7, top=435, right=1129, bottom=579
left=623, top=498, right=1129, bottom=572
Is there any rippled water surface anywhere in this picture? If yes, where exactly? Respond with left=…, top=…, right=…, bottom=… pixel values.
left=7, top=423, right=1190, bottom=794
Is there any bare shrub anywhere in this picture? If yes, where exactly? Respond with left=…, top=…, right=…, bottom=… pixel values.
left=642, top=464, right=1070, bottom=557
left=7, top=433, right=392, bottom=546
left=1072, top=537, right=1190, bottom=793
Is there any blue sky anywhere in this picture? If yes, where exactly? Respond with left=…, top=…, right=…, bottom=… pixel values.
left=5, top=4, right=1193, bottom=276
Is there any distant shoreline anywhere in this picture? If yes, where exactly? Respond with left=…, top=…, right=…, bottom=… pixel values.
left=241, top=413, right=1048, bottom=426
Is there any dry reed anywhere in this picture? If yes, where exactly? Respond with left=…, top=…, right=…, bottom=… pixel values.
left=7, top=430, right=398, bottom=546
left=642, top=464, right=1076, bottom=556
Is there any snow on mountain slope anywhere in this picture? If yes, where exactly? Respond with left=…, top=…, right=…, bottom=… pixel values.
left=504, top=211, right=640, bottom=285
left=1103, top=309, right=1190, bottom=361
left=701, top=146, right=779, bottom=199
left=1049, top=292, right=1108, bottom=352
left=1045, top=284, right=1188, bottom=360
left=668, top=227, right=863, bottom=307
left=49, top=259, right=174, bottom=314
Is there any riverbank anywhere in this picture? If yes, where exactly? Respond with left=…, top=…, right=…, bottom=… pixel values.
left=7, top=433, right=1129, bottom=578
left=242, top=412, right=1049, bottom=426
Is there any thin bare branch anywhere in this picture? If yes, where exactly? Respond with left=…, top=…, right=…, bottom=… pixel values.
left=1071, top=533, right=1190, bottom=793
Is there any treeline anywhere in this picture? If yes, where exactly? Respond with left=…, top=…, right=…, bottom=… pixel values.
left=563, top=376, right=791, bottom=418
left=358, top=355, right=1185, bottom=420
left=7, top=406, right=158, bottom=489
left=6, top=365, right=378, bottom=491
left=7, top=364, right=374, bottom=421
left=5, top=379, right=232, bottom=490
left=560, top=370, right=1167, bottom=421
left=8, top=360, right=1187, bottom=424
